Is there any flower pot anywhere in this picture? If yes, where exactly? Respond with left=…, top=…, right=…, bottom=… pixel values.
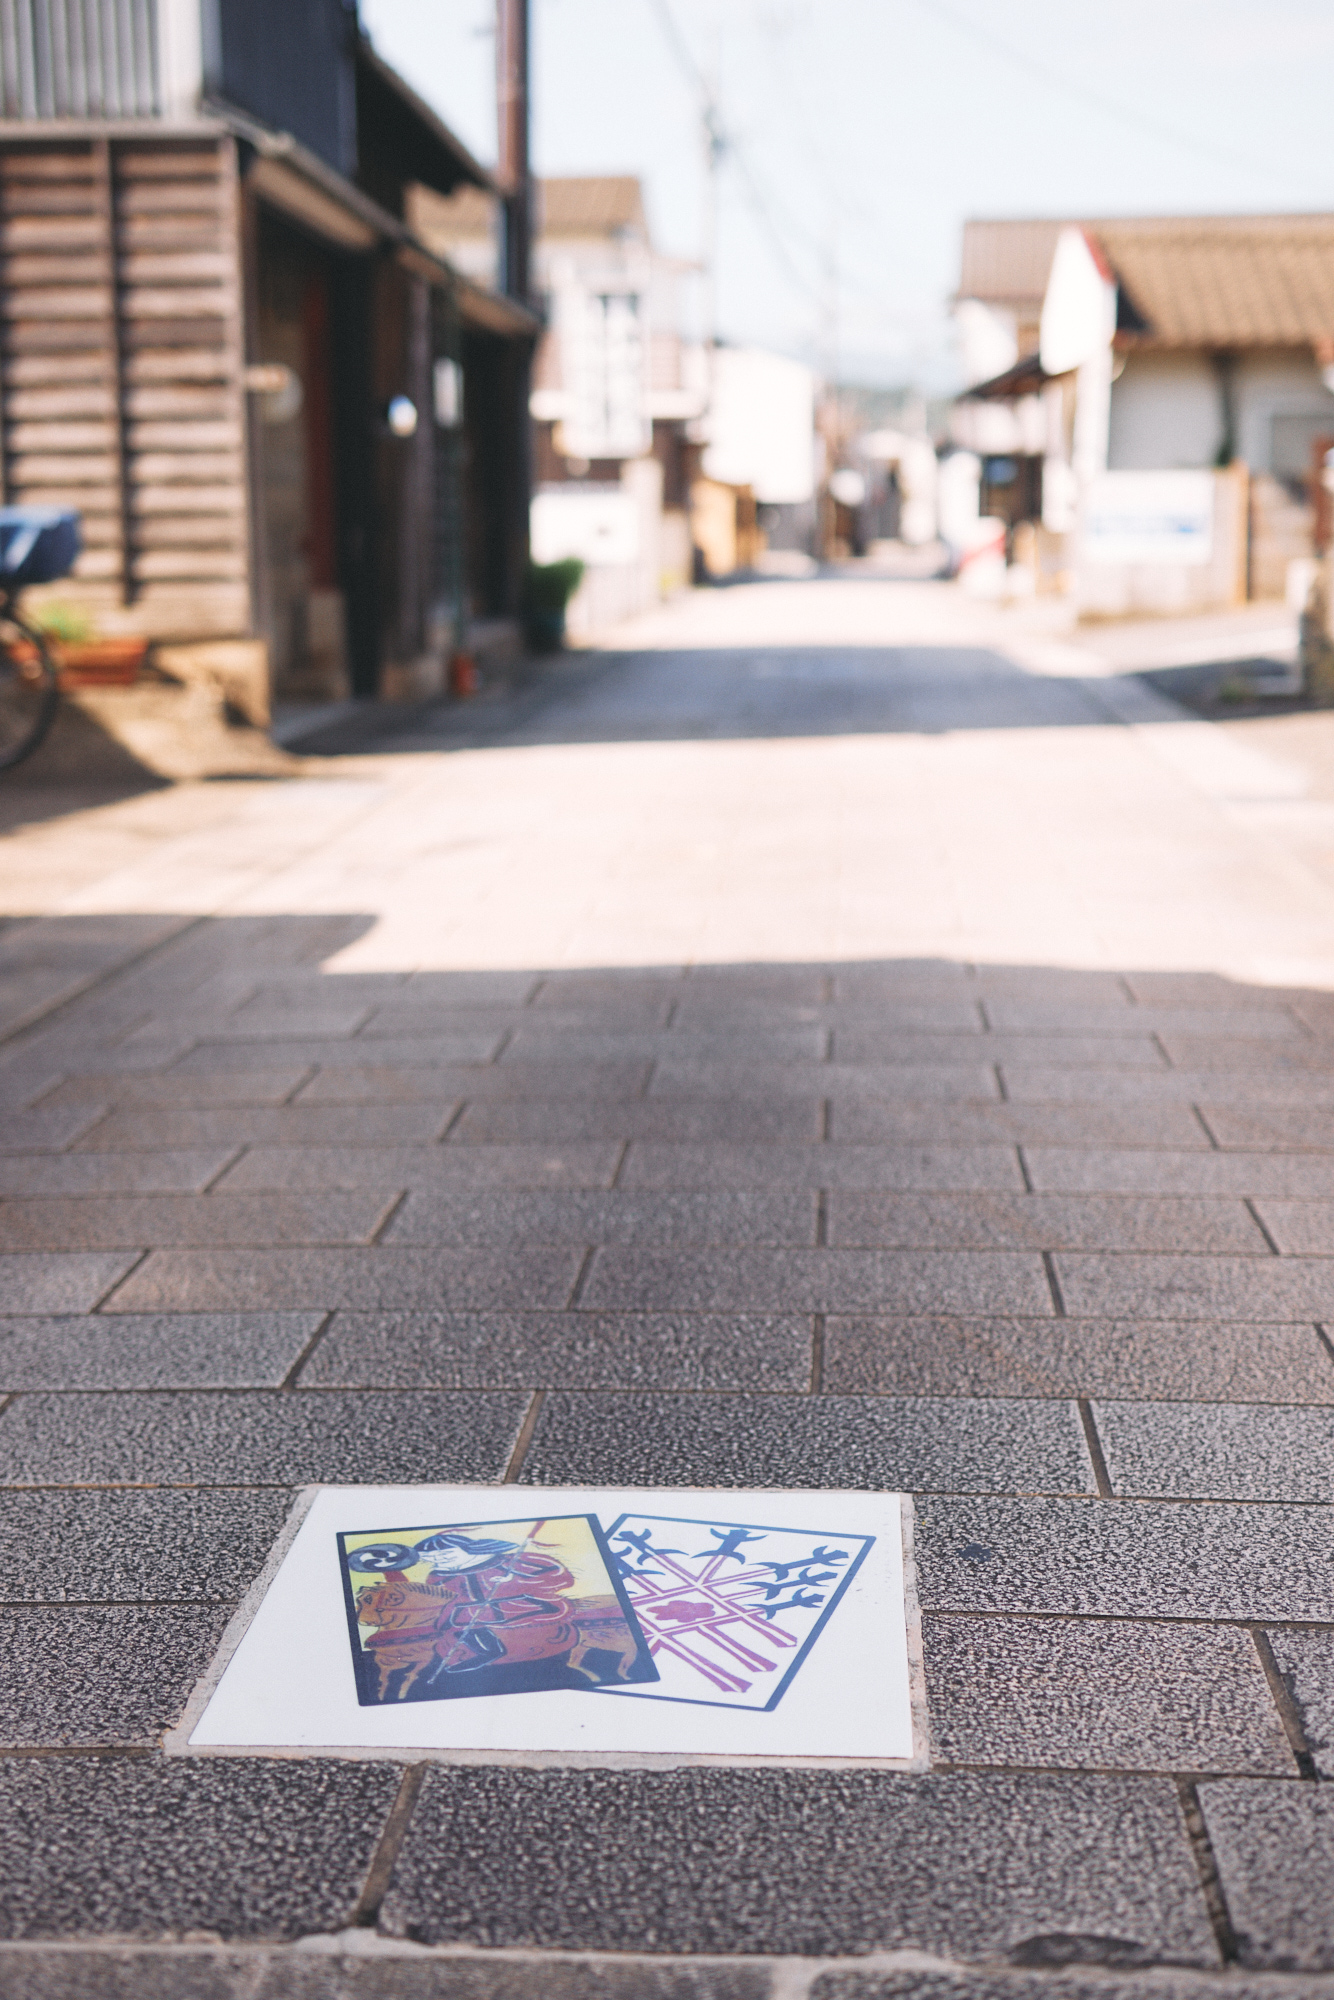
left=54, top=637, right=148, bottom=688
left=524, top=607, right=566, bottom=654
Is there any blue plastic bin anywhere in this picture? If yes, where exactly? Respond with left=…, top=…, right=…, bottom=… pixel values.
left=0, top=508, right=81, bottom=589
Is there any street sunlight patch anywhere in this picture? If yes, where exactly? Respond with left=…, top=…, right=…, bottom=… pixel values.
left=172, top=1485, right=926, bottom=1767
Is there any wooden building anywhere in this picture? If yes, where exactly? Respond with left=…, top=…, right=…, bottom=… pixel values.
left=0, top=0, right=539, bottom=720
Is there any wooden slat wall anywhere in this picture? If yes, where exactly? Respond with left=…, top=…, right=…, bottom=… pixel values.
left=0, top=134, right=252, bottom=637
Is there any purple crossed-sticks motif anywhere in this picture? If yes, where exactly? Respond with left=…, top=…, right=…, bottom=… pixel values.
left=603, top=1514, right=875, bottom=1712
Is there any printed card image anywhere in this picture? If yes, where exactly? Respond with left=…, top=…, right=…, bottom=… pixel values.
left=338, top=1512, right=657, bottom=1706
left=602, top=1513, right=875, bottom=1712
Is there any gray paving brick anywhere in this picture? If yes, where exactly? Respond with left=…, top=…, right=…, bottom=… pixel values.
left=1122, top=973, right=1299, bottom=1010
left=293, top=1059, right=651, bottom=1101
left=0, top=1486, right=294, bottom=1600
left=1054, top=1254, right=1334, bottom=1320
left=40, top=1072, right=311, bottom=1107
left=982, top=1003, right=1301, bottom=1040
left=833, top=1032, right=1167, bottom=1069
left=0, top=1604, right=229, bottom=1745
left=579, top=1246, right=1054, bottom=1317
left=1006, top=1068, right=1334, bottom=1106
left=0, top=1106, right=109, bottom=1154
left=302, top=1310, right=812, bottom=1390
left=1022, top=1148, right=1334, bottom=1198
left=0, top=1193, right=397, bottom=1249
left=619, top=1143, right=1026, bottom=1191
left=827, top=1193, right=1264, bottom=1253
left=1199, top=1105, right=1334, bottom=1151
left=915, top=1495, right=1334, bottom=1621
left=650, top=1059, right=999, bottom=1102
left=1251, top=1199, right=1334, bottom=1254
left=169, top=1039, right=504, bottom=1073
left=71, top=1106, right=456, bottom=1150
left=1200, top=1781, right=1334, bottom=1970
left=383, top=1190, right=817, bottom=1247
left=0, top=1151, right=238, bottom=1196
left=381, top=1767, right=1215, bottom=1962
left=823, top=1315, right=1334, bottom=1403
left=0, top=1311, right=322, bottom=1389
left=522, top=1391, right=1092, bottom=1491
left=1160, top=1035, right=1334, bottom=1073
left=0, top=1389, right=527, bottom=1485
left=1266, top=1628, right=1334, bottom=1778
left=453, top=1098, right=824, bottom=1143
left=0, top=1755, right=401, bottom=1941
left=199, top=1006, right=377, bottom=1038
left=810, top=1970, right=1334, bottom=2000
left=1094, top=1400, right=1334, bottom=1501
left=924, top=1614, right=1293, bottom=1775
left=831, top=1101, right=1211, bottom=1148
left=971, top=971, right=1132, bottom=1005
left=502, top=1027, right=828, bottom=1062
left=0, top=1252, right=141, bottom=1313
left=102, top=1245, right=581, bottom=1313
left=214, top=1142, right=622, bottom=1192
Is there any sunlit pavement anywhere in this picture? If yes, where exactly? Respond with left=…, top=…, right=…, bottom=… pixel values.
left=4, top=574, right=1334, bottom=1992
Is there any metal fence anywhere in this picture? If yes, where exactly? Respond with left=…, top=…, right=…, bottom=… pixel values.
left=0, top=0, right=158, bottom=118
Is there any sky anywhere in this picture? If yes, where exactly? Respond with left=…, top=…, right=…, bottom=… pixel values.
left=360, top=0, right=1334, bottom=392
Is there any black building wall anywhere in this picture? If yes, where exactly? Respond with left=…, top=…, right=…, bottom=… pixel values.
left=206, top=0, right=358, bottom=176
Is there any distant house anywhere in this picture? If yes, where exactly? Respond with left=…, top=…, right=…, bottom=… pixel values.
left=0, top=0, right=539, bottom=719
left=952, top=214, right=1334, bottom=609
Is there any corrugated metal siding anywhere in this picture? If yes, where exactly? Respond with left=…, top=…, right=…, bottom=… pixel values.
left=0, top=135, right=252, bottom=636
left=0, top=0, right=158, bottom=118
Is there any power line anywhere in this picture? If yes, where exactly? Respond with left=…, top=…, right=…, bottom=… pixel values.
left=911, top=0, right=1324, bottom=200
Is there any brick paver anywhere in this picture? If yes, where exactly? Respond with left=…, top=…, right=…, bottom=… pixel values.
left=4, top=576, right=1334, bottom=1992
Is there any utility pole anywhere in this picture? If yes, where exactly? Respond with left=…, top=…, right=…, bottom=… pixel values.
left=496, top=0, right=531, bottom=304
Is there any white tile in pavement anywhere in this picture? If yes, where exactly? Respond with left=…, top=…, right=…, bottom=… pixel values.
left=178, top=1484, right=923, bottom=1766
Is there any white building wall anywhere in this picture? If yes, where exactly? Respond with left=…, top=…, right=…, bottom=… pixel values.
left=1233, top=349, right=1334, bottom=479
left=1107, top=354, right=1222, bottom=470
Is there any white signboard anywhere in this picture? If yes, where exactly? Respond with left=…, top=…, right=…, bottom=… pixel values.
left=1082, top=470, right=1214, bottom=567
left=704, top=347, right=816, bottom=505
left=559, top=287, right=649, bottom=460
left=531, top=486, right=640, bottom=568
left=174, top=1484, right=923, bottom=1768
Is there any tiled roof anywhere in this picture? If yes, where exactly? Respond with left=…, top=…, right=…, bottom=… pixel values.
left=959, top=213, right=1334, bottom=347
left=538, top=176, right=647, bottom=239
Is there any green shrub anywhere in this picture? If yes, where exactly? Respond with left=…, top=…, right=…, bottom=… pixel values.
left=523, top=558, right=585, bottom=614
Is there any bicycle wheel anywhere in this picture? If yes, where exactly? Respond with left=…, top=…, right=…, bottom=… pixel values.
left=0, top=606, right=59, bottom=771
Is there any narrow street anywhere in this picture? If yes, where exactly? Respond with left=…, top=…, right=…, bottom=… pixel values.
left=4, top=572, right=1334, bottom=1988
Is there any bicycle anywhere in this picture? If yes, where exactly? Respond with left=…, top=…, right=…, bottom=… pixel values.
left=0, top=508, right=82, bottom=773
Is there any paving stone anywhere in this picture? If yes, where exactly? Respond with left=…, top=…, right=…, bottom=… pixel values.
left=971, top=971, right=1132, bottom=1005
left=826, top=1194, right=1264, bottom=1253
left=0, top=1253, right=142, bottom=1313
left=1160, top=1036, right=1334, bottom=1073
left=1004, top=1069, right=1334, bottom=1106
left=1093, top=1400, right=1334, bottom=1501
left=293, top=1060, right=652, bottom=1101
left=382, top=1190, right=818, bottom=1247
left=619, top=1144, right=1026, bottom=1191
left=502, top=1027, right=828, bottom=1062
left=833, top=1032, right=1167, bottom=1069
left=810, top=1969, right=1334, bottom=2000
left=915, top=1495, right=1334, bottom=1621
left=832, top=1102, right=1211, bottom=1148
left=579, top=1247, right=1054, bottom=1317
left=650, top=1060, right=1000, bottom=1102
left=0, top=1106, right=109, bottom=1153
left=0, top=1311, right=322, bottom=1389
left=0, top=1486, right=294, bottom=1601
left=1122, top=974, right=1300, bottom=1010
left=0, top=1755, right=401, bottom=1942
left=453, top=1099, right=824, bottom=1143
left=982, top=1004, right=1301, bottom=1040
left=0, top=1151, right=238, bottom=1196
left=381, top=1767, right=1215, bottom=1962
left=1054, top=1255, right=1334, bottom=1321
left=0, top=1604, right=229, bottom=1745
left=521, top=1391, right=1092, bottom=1491
left=102, top=1246, right=581, bottom=1313
left=214, top=1142, right=622, bottom=1191
left=1251, top=1200, right=1334, bottom=1254
left=1199, top=1105, right=1334, bottom=1151
left=40, top=1072, right=311, bottom=1107
left=924, top=1614, right=1293, bottom=1774
left=197, top=1006, right=377, bottom=1039
left=71, top=1106, right=456, bottom=1149
left=823, top=1315, right=1334, bottom=1403
left=302, top=1310, right=812, bottom=1390
left=1199, top=1781, right=1334, bottom=1970
left=1265, top=1629, right=1334, bottom=1778
left=0, top=1193, right=397, bottom=1249
left=0, top=1389, right=528, bottom=1485
left=1022, top=1148, right=1334, bottom=1198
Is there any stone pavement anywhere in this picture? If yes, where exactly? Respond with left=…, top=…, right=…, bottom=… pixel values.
left=4, top=576, right=1334, bottom=1996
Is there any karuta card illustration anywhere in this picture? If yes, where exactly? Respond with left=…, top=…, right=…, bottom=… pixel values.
left=603, top=1513, right=875, bottom=1711
left=337, top=1512, right=657, bottom=1705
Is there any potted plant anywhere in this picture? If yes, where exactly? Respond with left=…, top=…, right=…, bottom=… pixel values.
left=32, top=605, right=149, bottom=688
left=522, top=558, right=585, bottom=653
